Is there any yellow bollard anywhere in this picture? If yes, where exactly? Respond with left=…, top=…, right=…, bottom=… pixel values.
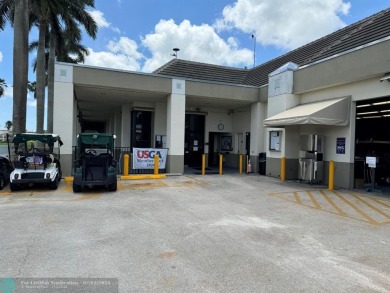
left=154, top=154, right=159, bottom=175
left=219, top=154, right=223, bottom=175
left=281, top=157, right=286, bottom=182
left=329, top=160, right=335, bottom=190
left=123, top=154, right=129, bottom=176
left=239, top=154, right=243, bottom=175
left=202, top=154, right=206, bottom=175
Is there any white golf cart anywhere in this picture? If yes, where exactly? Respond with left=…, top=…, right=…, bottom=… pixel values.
left=9, top=133, right=63, bottom=191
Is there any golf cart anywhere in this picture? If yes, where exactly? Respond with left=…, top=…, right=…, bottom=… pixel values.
left=9, top=133, right=63, bottom=191
left=73, top=133, right=117, bottom=192
left=0, top=155, right=13, bottom=190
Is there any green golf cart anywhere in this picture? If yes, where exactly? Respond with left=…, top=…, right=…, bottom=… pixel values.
left=73, top=133, right=117, bottom=192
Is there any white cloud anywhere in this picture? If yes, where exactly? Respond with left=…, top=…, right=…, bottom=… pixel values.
left=3, top=86, right=12, bottom=98
left=88, top=9, right=110, bottom=28
left=84, top=37, right=144, bottom=71
left=88, top=9, right=120, bottom=33
left=141, top=19, right=253, bottom=72
left=0, top=51, right=3, bottom=62
left=215, top=0, right=351, bottom=50
left=27, top=100, right=37, bottom=107
left=83, top=19, right=253, bottom=73
left=27, top=92, right=36, bottom=107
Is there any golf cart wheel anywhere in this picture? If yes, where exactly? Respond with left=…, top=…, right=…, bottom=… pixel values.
left=58, top=165, right=62, bottom=182
left=10, top=183, right=19, bottom=192
left=109, top=179, right=117, bottom=192
left=49, top=177, right=58, bottom=190
left=0, top=176, right=4, bottom=190
left=73, top=182, right=81, bottom=193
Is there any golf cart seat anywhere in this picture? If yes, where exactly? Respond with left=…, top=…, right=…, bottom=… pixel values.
left=81, top=153, right=110, bottom=181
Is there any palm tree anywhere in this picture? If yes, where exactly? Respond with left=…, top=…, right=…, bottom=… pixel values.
left=0, top=78, right=6, bottom=97
left=30, top=0, right=97, bottom=133
left=5, top=120, right=12, bottom=131
left=0, top=0, right=30, bottom=134
left=27, top=80, right=36, bottom=98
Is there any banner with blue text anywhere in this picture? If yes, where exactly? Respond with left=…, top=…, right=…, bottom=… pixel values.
left=132, top=148, right=168, bottom=169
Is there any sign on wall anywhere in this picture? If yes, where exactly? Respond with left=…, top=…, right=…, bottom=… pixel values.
left=366, top=156, right=377, bottom=168
left=133, top=148, right=168, bottom=169
left=269, top=131, right=281, bottom=151
left=336, top=137, right=346, bottom=154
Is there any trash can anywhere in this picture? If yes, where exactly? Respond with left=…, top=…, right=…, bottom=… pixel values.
left=258, top=152, right=266, bottom=175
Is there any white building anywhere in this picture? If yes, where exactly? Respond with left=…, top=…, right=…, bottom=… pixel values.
left=54, top=8, right=390, bottom=190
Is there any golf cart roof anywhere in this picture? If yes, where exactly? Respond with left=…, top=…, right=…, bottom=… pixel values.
left=12, top=133, right=63, bottom=152
left=78, top=133, right=115, bottom=147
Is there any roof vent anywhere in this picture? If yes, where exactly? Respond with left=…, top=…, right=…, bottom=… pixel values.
left=269, top=62, right=298, bottom=77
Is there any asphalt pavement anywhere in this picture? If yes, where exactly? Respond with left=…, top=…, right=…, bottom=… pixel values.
left=1, top=174, right=390, bottom=292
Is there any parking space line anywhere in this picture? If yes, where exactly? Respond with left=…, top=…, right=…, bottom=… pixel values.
left=366, top=196, right=390, bottom=209
left=293, top=192, right=302, bottom=205
left=349, top=193, right=390, bottom=220
left=184, top=175, right=208, bottom=185
left=320, top=190, right=348, bottom=217
left=269, top=189, right=390, bottom=225
left=307, top=191, right=321, bottom=209
left=157, top=180, right=170, bottom=187
left=331, top=191, right=378, bottom=225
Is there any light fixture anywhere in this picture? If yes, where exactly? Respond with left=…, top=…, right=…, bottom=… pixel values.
left=362, top=115, right=381, bottom=119
left=379, top=72, right=390, bottom=82
left=373, top=101, right=390, bottom=105
left=356, top=104, right=371, bottom=108
left=357, top=111, right=379, bottom=115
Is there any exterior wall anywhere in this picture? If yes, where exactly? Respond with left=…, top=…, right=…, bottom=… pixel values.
left=186, top=80, right=259, bottom=102
left=205, top=110, right=233, bottom=165
left=265, top=128, right=284, bottom=177
left=322, top=161, right=354, bottom=189
left=266, top=157, right=299, bottom=180
left=205, top=111, right=233, bottom=139
left=268, top=70, right=294, bottom=97
left=53, top=64, right=75, bottom=177
left=267, top=94, right=300, bottom=117
left=294, top=40, right=390, bottom=93
left=265, top=126, right=300, bottom=179
left=154, top=102, right=167, bottom=147
left=166, top=79, right=185, bottom=173
left=73, top=65, right=172, bottom=94
left=300, top=77, right=390, bottom=105
left=294, top=70, right=389, bottom=189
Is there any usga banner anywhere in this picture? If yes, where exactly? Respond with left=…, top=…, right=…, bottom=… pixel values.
left=132, top=148, right=168, bottom=169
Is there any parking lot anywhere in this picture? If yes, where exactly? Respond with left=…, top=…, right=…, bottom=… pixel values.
left=1, top=174, right=390, bottom=292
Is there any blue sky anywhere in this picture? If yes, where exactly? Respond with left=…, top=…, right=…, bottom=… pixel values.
left=0, top=0, right=390, bottom=131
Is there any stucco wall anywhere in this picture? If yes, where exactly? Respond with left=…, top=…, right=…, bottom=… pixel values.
left=294, top=40, right=390, bottom=93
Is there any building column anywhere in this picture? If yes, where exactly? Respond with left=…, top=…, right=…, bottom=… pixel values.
left=166, top=79, right=185, bottom=173
left=114, top=111, right=122, bottom=147
left=250, top=102, right=267, bottom=173
left=121, top=104, right=130, bottom=148
left=53, top=63, right=75, bottom=177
